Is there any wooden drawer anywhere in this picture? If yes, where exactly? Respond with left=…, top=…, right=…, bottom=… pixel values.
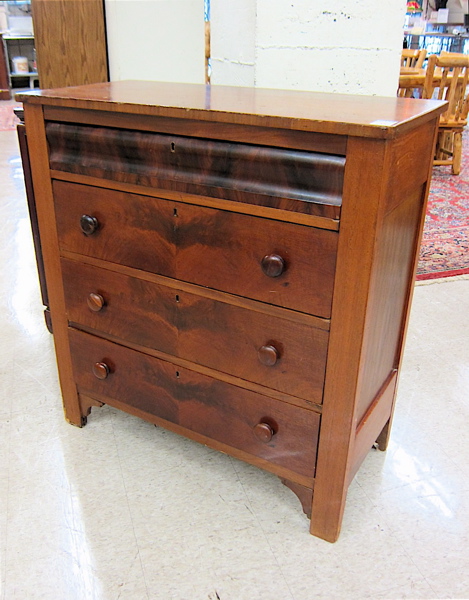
left=61, top=259, right=329, bottom=404
left=54, top=181, right=338, bottom=317
left=69, top=329, right=320, bottom=481
left=47, top=122, right=344, bottom=219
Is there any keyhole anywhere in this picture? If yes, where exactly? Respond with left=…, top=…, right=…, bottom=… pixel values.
left=175, top=371, right=180, bottom=378
left=175, top=294, right=180, bottom=302
left=170, top=142, right=176, bottom=153
left=173, top=208, right=178, bottom=217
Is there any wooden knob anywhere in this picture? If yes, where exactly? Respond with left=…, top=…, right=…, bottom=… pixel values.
left=261, top=254, right=285, bottom=278
left=92, top=362, right=110, bottom=380
left=257, top=344, right=279, bottom=366
left=253, top=422, right=275, bottom=443
left=87, top=293, right=105, bottom=312
left=80, top=214, right=99, bottom=236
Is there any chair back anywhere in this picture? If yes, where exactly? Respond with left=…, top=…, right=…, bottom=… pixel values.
left=401, top=48, right=427, bottom=69
left=423, top=54, right=469, bottom=126
left=440, top=51, right=468, bottom=59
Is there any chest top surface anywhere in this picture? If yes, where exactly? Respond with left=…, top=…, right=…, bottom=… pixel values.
left=17, top=80, right=446, bottom=139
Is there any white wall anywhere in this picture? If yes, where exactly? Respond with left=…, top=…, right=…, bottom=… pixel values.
left=448, top=0, right=466, bottom=23
left=105, top=0, right=205, bottom=84
left=211, top=0, right=408, bottom=97
left=0, top=5, right=7, bottom=32
left=210, top=0, right=256, bottom=86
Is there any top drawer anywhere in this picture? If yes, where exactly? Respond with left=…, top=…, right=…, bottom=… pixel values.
left=53, top=181, right=338, bottom=317
left=46, top=123, right=344, bottom=219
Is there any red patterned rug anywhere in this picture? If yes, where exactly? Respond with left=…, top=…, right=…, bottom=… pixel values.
left=417, top=130, right=469, bottom=280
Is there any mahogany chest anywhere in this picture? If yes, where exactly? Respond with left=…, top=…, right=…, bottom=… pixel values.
left=18, top=81, right=445, bottom=541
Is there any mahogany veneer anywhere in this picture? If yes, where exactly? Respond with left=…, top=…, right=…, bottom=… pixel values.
left=17, top=81, right=446, bottom=542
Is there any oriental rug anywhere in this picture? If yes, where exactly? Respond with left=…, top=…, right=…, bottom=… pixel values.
left=417, top=129, right=469, bottom=280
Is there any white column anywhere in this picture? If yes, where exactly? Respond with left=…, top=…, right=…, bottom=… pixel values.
left=210, top=0, right=256, bottom=86
left=105, top=0, right=205, bottom=84
left=211, top=0, right=408, bottom=97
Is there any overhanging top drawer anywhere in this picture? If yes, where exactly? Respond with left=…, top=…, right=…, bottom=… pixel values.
left=46, top=123, right=344, bottom=219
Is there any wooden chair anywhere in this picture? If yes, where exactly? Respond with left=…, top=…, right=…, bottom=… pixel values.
left=398, top=74, right=424, bottom=98
left=401, top=48, right=427, bottom=69
left=398, top=49, right=427, bottom=97
left=422, top=53, right=469, bottom=175
left=440, top=51, right=468, bottom=59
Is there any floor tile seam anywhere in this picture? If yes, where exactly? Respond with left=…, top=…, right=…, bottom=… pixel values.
left=109, top=427, right=199, bottom=479
left=227, top=456, right=297, bottom=600
left=359, top=467, right=469, bottom=510
left=425, top=441, right=469, bottom=493
left=421, top=563, right=469, bottom=598
left=358, top=499, right=432, bottom=591
left=417, top=559, right=469, bottom=593
left=399, top=423, right=469, bottom=488
left=357, top=479, right=425, bottom=528
left=361, top=476, right=469, bottom=583
left=422, top=324, right=469, bottom=337
left=358, top=575, right=436, bottom=600
left=109, top=411, right=151, bottom=599
left=8, top=356, right=59, bottom=400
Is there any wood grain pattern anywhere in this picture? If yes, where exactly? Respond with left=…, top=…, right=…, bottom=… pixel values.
left=311, top=137, right=387, bottom=542
left=384, top=120, right=436, bottom=216
left=53, top=181, right=338, bottom=318
left=43, top=107, right=348, bottom=156
left=23, top=103, right=83, bottom=425
left=356, top=119, right=439, bottom=425
left=369, top=117, right=443, bottom=456
left=50, top=170, right=340, bottom=231
left=349, top=371, right=397, bottom=484
left=61, top=259, right=329, bottom=403
left=47, top=123, right=344, bottom=218
left=17, top=80, right=447, bottom=139
left=354, top=185, right=425, bottom=424
left=17, top=123, right=51, bottom=330
left=281, top=478, right=314, bottom=518
left=79, top=391, right=314, bottom=488
left=311, top=117, right=440, bottom=542
left=31, top=0, right=108, bottom=89
left=60, top=251, right=330, bottom=330
left=69, top=328, right=320, bottom=480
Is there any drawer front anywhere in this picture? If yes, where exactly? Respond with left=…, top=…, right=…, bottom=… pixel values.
left=69, top=329, right=320, bottom=480
left=47, top=122, right=344, bottom=219
left=54, top=181, right=338, bottom=317
left=62, top=259, right=329, bottom=404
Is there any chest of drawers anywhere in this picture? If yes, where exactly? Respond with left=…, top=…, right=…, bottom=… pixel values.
left=19, top=81, right=445, bottom=542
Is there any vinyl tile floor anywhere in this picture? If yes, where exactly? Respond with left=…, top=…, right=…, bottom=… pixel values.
left=1, top=125, right=469, bottom=600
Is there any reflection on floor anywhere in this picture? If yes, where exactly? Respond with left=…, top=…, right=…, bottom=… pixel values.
left=1, top=125, right=468, bottom=600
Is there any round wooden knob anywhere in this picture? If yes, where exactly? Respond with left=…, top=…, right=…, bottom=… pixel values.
left=80, top=214, right=99, bottom=236
left=87, top=293, right=105, bottom=312
left=257, top=344, right=279, bottom=366
left=253, top=422, right=275, bottom=443
left=261, top=254, right=285, bottom=278
left=92, top=362, right=110, bottom=380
